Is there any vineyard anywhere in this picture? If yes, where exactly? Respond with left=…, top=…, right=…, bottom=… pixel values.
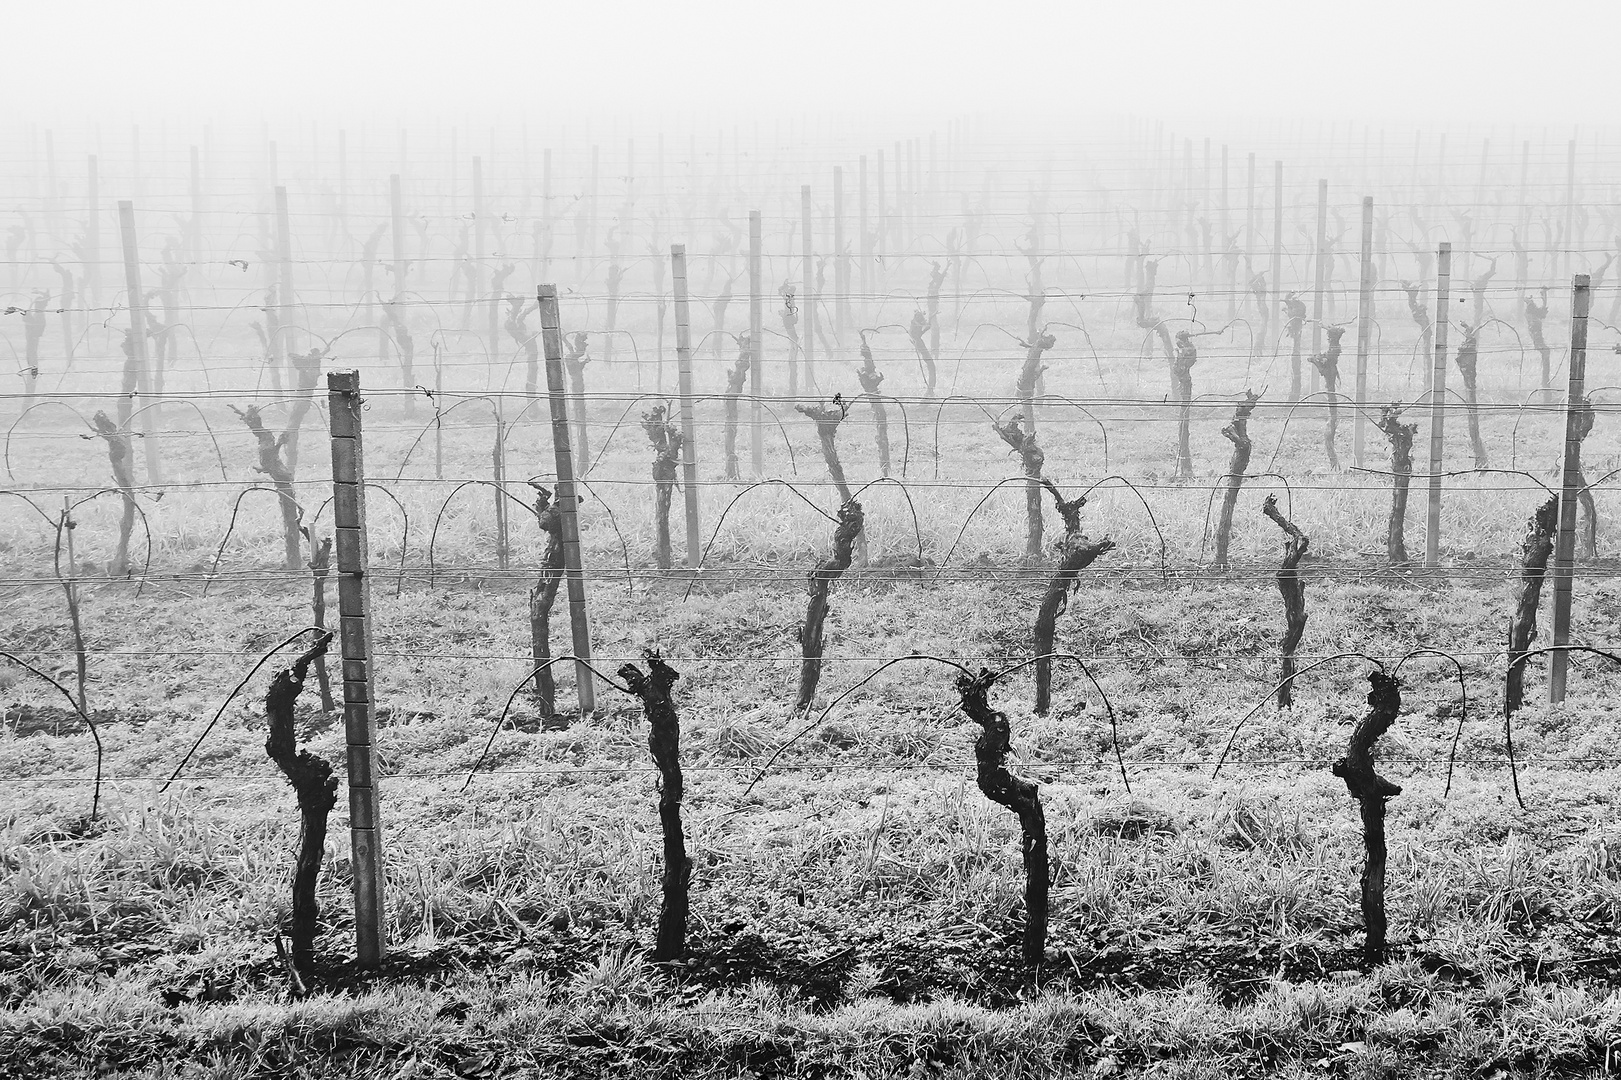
left=3, top=116, right=1621, bottom=1078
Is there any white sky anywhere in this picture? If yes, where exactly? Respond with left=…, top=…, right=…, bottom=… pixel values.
left=4, top=0, right=1617, bottom=126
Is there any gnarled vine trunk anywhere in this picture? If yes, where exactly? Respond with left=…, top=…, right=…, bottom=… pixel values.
left=1170, top=331, right=1197, bottom=478
left=642, top=407, right=683, bottom=569
left=957, top=669, right=1048, bottom=967
left=797, top=500, right=863, bottom=709
left=1309, top=326, right=1345, bottom=469
left=1454, top=329, right=1488, bottom=469
left=618, top=651, right=690, bottom=961
left=1376, top=405, right=1418, bottom=565
left=529, top=486, right=565, bottom=723
left=1033, top=482, right=1113, bottom=715
left=264, top=631, right=337, bottom=981
left=994, top=418, right=1046, bottom=562
left=722, top=339, right=749, bottom=481
left=91, top=411, right=138, bottom=579
left=1331, top=670, right=1403, bottom=966
left=1262, top=494, right=1309, bottom=707
left=856, top=335, right=891, bottom=476
left=1213, top=391, right=1261, bottom=568
left=1506, top=496, right=1558, bottom=716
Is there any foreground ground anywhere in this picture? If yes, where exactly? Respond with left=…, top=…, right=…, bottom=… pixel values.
left=2, top=557, right=1620, bottom=1077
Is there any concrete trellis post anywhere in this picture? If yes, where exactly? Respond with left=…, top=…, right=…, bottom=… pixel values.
left=1424, top=243, right=1452, bottom=569
left=325, top=369, right=387, bottom=967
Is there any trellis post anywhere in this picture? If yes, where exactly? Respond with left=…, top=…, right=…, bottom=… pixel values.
left=1424, top=243, right=1452, bottom=569
left=1353, top=196, right=1374, bottom=467
left=537, top=284, right=596, bottom=715
left=116, top=201, right=163, bottom=484
left=749, top=210, right=763, bottom=474
left=671, top=244, right=702, bottom=566
left=1549, top=274, right=1592, bottom=702
left=326, top=369, right=387, bottom=967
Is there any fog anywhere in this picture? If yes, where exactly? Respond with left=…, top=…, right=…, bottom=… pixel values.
left=7, top=0, right=1617, bottom=123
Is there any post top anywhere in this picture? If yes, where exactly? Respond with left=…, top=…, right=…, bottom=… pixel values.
left=670, top=242, right=685, bottom=256
left=327, top=369, right=360, bottom=390
left=537, top=283, right=557, bottom=300
left=1574, top=273, right=1592, bottom=288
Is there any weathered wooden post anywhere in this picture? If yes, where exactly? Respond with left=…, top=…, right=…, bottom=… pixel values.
left=85, top=156, right=102, bottom=308
left=801, top=185, right=817, bottom=391
left=276, top=186, right=298, bottom=370
left=1549, top=274, right=1592, bottom=702
left=1310, top=179, right=1328, bottom=397
left=1354, top=197, right=1374, bottom=467
left=1517, top=140, right=1531, bottom=289
left=749, top=210, right=763, bottom=474
left=1424, top=243, right=1452, bottom=569
left=833, top=166, right=848, bottom=339
left=116, top=201, right=162, bottom=485
left=1562, top=138, right=1576, bottom=281
left=189, top=145, right=203, bottom=264
left=472, top=156, right=486, bottom=345
left=1221, top=144, right=1233, bottom=318
left=859, top=155, right=870, bottom=327
left=671, top=245, right=702, bottom=567
left=389, top=171, right=408, bottom=361
left=326, top=369, right=387, bottom=967
left=1244, top=152, right=1256, bottom=312
left=537, top=285, right=596, bottom=715
left=337, top=129, right=348, bottom=241
left=1270, top=161, right=1284, bottom=378
left=875, top=148, right=887, bottom=267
